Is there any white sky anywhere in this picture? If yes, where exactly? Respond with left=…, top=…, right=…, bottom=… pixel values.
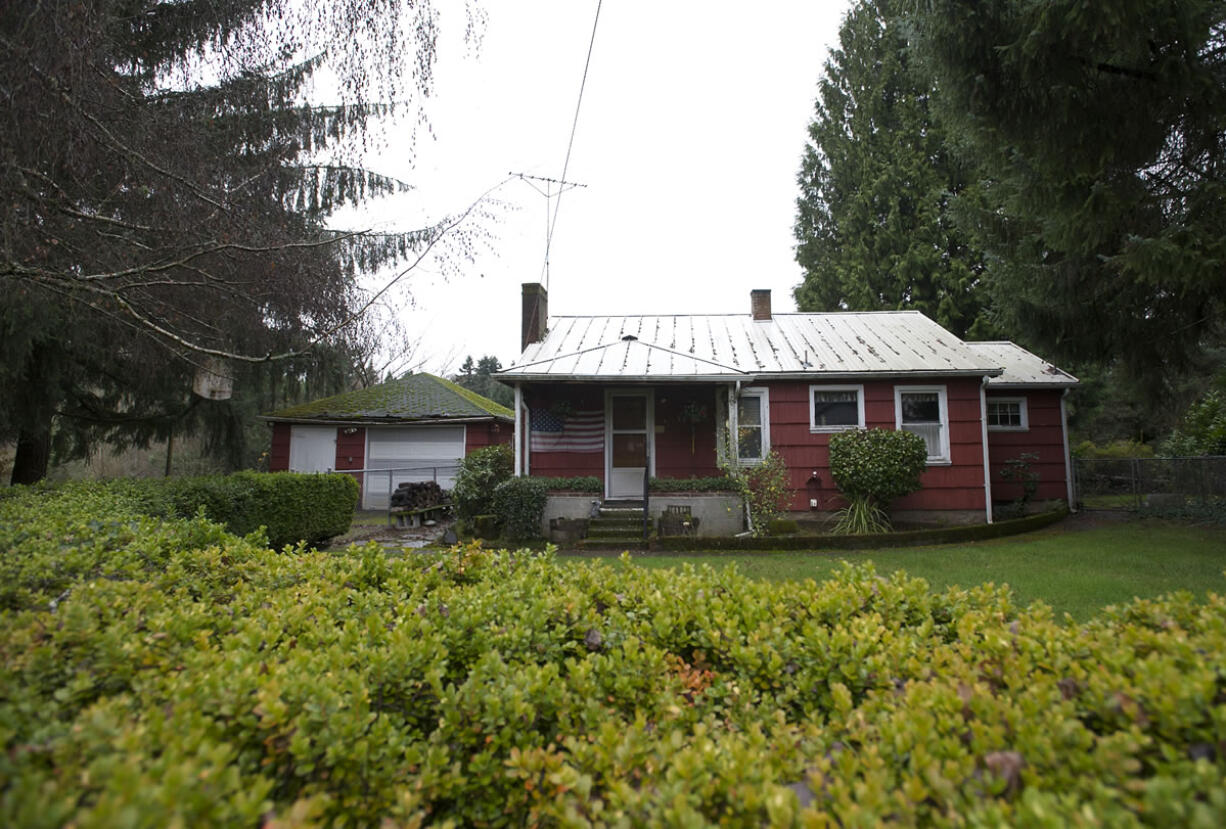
left=334, top=0, right=849, bottom=374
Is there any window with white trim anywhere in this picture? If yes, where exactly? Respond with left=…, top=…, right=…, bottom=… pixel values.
left=895, top=385, right=950, bottom=464
left=810, top=384, right=865, bottom=432
left=986, top=397, right=1029, bottom=431
left=736, top=387, right=770, bottom=463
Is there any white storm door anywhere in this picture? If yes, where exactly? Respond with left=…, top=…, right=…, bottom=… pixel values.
left=288, top=425, right=336, bottom=472
left=606, top=391, right=653, bottom=499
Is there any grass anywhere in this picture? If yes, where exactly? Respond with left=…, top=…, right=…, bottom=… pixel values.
left=598, top=518, right=1226, bottom=622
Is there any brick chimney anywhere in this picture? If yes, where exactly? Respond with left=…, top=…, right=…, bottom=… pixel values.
left=750, top=289, right=772, bottom=321
left=521, top=283, right=548, bottom=350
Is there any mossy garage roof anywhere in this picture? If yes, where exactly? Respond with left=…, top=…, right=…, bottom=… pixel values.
left=262, top=373, right=514, bottom=423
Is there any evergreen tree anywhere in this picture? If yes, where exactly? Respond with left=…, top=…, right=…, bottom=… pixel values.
left=793, top=0, right=991, bottom=339
left=908, top=0, right=1226, bottom=373
left=453, top=355, right=513, bottom=408
left=1, top=0, right=475, bottom=483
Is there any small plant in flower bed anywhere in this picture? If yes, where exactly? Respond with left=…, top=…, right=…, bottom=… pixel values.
left=5, top=487, right=1226, bottom=825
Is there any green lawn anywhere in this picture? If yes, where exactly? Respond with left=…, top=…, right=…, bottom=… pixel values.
left=598, top=519, right=1226, bottom=622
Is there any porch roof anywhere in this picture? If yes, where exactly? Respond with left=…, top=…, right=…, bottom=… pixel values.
left=965, top=342, right=1079, bottom=388
left=500, top=311, right=1005, bottom=382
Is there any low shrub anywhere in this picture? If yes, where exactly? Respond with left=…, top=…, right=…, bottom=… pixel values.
left=452, top=443, right=514, bottom=520
left=4, top=491, right=1226, bottom=827
left=649, top=475, right=739, bottom=492
left=766, top=518, right=799, bottom=536
left=530, top=475, right=602, bottom=493
left=1073, top=439, right=1156, bottom=459
left=491, top=476, right=550, bottom=542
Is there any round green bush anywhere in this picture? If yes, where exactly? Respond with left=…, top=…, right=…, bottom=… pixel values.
left=828, top=427, right=928, bottom=503
left=452, top=443, right=514, bottom=520
left=491, top=475, right=549, bottom=542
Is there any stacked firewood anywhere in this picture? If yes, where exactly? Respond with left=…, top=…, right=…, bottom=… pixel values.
left=389, top=481, right=447, bottom=510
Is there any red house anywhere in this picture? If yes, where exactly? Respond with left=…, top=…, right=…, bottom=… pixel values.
left=261, top=373, right=513, bottom=510
left=498, top=285, right=1076, bottom=532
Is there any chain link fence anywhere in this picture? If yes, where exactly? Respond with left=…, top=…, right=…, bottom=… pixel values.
left=343, top=464, right=460, bottom=512
left=1073, top=456, right=1226, bottom=518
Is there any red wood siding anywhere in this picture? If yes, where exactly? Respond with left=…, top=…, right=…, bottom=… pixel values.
left=334, top=428, right=365, bottom=470
left=523, top=387, right=605, bottom=479
left=654, top=386, right=721, bottom=479
left=465, top=421, right=512, bottom=453
left=765, top=378, right=987, bottom=513
left=519, top=378, right=995, bottom=515
left=986, top=390, right=1069, bottom=504
left=269, top=422, right=291, bottom=471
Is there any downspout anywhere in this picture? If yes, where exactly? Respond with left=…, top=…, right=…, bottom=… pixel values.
left=1061, top=388, right=1076, bottom=512
left=729, top=380, right=752, bottom=533
left=980, top=376, right=994, bottom=525
left=513, top=384, right=523, bottom=477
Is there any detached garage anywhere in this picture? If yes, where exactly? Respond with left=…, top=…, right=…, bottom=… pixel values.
left=262, top=373, right=513, bottom=510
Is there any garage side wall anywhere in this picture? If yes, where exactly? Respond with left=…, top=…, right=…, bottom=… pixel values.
left=465, top=421, right=512, bottom=452
left=269, top=422, right=291, bottom=471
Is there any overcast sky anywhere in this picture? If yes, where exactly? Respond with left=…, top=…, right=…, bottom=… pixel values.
left=333, top=0, right=850, bottom=374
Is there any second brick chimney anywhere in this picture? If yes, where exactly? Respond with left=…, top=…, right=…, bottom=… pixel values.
left=522, top=283, right=548, bottom=350
left=750, top=289, right=772, bottom=321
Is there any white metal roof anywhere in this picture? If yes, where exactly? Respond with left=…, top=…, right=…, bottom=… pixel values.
left=501, top=312, right=1011, bottom=382
left=965, top=341, right=1079, bottom=387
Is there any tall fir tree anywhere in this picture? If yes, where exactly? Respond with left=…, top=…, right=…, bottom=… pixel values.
left=1, top=0, right=475, bottom=483
left=793, top=0, right=991, bottom=339
left=908, top=0, right=1226, bottom=375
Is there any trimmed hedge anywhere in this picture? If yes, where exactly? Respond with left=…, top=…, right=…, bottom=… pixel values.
left=532, top=475, right=603, bottom=493
left=649, top=475, right=739, bottom=492
left=3, top=493, right=1226, bottom=826
left=1, top=472, right=357, bottom=553
left=654, top=509, right=1069, bottom=552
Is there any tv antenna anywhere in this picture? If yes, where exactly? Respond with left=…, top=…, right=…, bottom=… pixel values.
left=511, top=172, right=587, bottom=292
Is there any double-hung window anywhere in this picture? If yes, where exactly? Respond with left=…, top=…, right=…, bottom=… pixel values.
left=810, top=384, right=865, bottom=432
left=986, top=397, right=1028, bottom=431
left=736, top=387, right=769, bottom=463
left=895, top=386, right=950, bottom=464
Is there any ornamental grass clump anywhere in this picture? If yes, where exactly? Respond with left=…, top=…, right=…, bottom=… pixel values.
left=828, top=427, right=928, bottom=533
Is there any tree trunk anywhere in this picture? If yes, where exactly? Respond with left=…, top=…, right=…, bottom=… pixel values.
left=11, top=423, right=51, bottom=485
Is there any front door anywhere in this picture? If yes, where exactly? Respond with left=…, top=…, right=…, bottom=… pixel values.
left=606, top=390, right=653, bottom=499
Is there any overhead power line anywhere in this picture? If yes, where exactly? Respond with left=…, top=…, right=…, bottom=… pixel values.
left=540, top=0, right=602, bottom=291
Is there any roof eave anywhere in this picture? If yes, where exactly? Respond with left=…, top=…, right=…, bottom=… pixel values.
left=498, top=368, right=1004, bottom=383
left=258, top=414, right=513, bottom=426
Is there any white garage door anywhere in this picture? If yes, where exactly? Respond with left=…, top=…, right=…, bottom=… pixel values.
left=363, top=425, right=466, bottom=509
left=288, top=425, right=336, bottom=473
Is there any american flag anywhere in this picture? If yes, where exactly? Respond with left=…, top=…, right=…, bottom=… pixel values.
left=530, top=409, right=604, bottom=453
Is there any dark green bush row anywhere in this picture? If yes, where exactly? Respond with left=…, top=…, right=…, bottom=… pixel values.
left=649, top=475, right=739, bottom=492
left=532, top=475, right=603, bottom=493
left=0, top=472, right=357, bottom=554
left=2, top=492, right=1225, bottom=826
left=654, top=509, right=1069, bottom=551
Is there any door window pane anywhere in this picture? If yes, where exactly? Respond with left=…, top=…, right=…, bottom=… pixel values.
left=612, top=396, right=646, bottom=430
left=612, top=434, right=646, bottom=467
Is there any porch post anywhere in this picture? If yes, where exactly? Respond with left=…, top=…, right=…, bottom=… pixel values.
left=514, top=383, right=523, bottom=477
left=979, top=376, right=994, bottom=524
